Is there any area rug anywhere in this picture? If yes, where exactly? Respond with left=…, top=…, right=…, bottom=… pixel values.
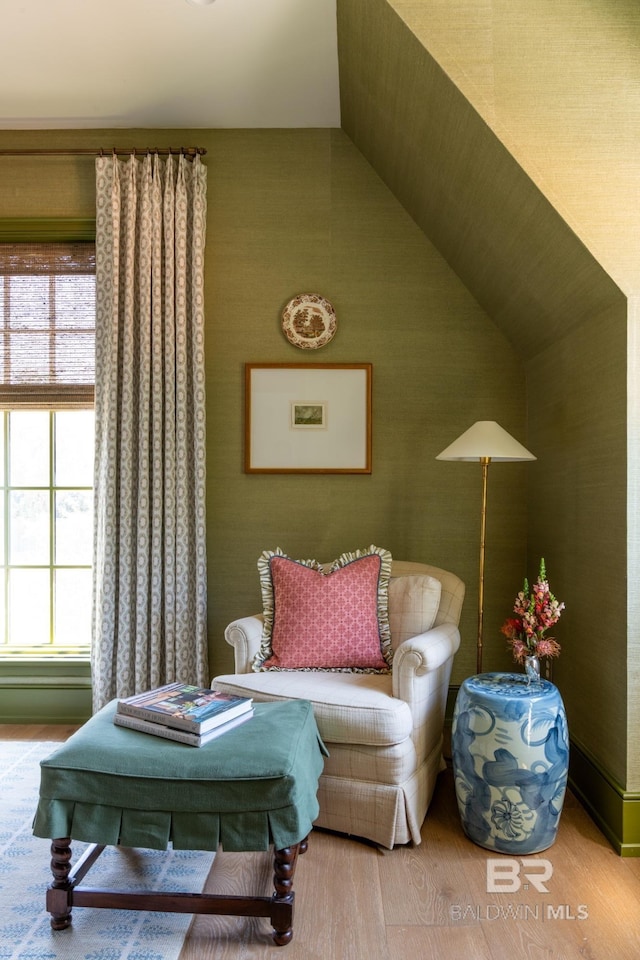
left=0, top=739, right=215, bottom=960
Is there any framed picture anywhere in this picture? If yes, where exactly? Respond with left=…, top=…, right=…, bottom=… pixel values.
left=245, top=363, right=372, bottom=474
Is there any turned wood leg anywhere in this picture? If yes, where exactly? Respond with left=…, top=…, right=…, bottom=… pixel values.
left=270, top=838, right=307, bottom=946
left=46, top=838, right=73, bottom=930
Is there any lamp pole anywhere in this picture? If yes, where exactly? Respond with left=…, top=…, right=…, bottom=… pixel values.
left=477, top=457, right=490, bottom=674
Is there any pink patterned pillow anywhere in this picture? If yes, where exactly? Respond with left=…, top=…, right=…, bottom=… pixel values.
left=253, top=546, right=393, bottom=672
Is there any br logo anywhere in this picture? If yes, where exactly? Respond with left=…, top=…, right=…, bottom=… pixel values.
left=486, top=858, right=554, bottom=893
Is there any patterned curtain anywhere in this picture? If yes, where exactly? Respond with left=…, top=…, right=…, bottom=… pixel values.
left=91, top=153, right=208, bottom=711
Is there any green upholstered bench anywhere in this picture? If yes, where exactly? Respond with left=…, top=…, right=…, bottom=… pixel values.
left=33, top=698, right=326, bottom=946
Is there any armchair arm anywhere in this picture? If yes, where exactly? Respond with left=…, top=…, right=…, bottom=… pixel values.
left=392, top=622, right=461, bottom=757
left=224, top=615, right=264, bottom=673
left=392, top=622, right=461, bottom=691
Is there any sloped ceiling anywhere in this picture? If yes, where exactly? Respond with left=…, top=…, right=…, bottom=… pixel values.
left=393, top=0, right=640, bottom=294
left=337, top=0, right=629, bottom=360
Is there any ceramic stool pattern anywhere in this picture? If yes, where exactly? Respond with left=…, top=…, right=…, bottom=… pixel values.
left=451, top=672, right=569, bottom=854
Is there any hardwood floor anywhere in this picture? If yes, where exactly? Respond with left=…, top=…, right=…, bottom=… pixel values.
left=9, top=724, right=640, bottom=959
left=1, top=723, right=81, bottom=741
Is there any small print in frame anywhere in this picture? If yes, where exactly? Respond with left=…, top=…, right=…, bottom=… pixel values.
left=291, top=402, right=326, bottom=429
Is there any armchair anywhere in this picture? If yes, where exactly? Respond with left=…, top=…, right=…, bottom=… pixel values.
left=212, top=560, right=464, bottom=849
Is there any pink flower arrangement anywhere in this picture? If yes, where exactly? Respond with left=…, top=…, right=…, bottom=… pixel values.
left=501, top=558, right=565, bottom=664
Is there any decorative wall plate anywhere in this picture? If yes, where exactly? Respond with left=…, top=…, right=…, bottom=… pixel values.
left=281, top=294, right=337, bottom=349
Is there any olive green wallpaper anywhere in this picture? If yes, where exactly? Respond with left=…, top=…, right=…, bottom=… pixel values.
left=204, top=127, right=529, bottom=682
left=0, top=126, right=528, bottom=694
left=526, top=300, right=628, bottom=785
left=337, top=0, right=633, bottom=793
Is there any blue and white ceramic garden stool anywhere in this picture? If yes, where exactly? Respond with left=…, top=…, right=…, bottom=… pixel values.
left=451, top=672, right=569, bottom=854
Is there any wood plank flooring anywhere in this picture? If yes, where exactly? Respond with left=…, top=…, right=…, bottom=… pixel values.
left=7, top=724, right=640, bottom=959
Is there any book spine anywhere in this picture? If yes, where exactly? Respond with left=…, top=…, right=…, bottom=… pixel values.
left=117, top=698, right=251, bottom=733
left=114, top=713, right=202, bottom=746
left=116, top=701, right=199, bottom=731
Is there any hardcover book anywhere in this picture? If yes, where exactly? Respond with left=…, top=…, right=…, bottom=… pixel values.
left=117, top=682, right=253, bottom=734
left=114, top=708, right=254, bottom=747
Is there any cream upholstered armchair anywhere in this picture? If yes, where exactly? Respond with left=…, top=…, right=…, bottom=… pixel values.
left=213, top=559, right=464, bottom=849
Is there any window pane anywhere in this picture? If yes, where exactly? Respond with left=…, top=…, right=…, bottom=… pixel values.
left=55, top=491, right=93, bottom=565
left=0, top=571, right=5, bottom=644
left=9, top=569, right=50, bottom=646
left=10, top=490, right=50, bottom=564
left=55, top=569, right=91, bottom=647
left=55, top=411, right=94, bottom=486
left=10, top=410, right=49, bottom=485
left=54, top=331, right=95, bottom=385
left=9, top=275, right=49, bottom=326
left=0, top=417, right=4, bottom=487
left=8, top=332, right=52, bottom=385
left=54, top=274, right=96, bottom=325
left=0, top=492, right=4, bottom=564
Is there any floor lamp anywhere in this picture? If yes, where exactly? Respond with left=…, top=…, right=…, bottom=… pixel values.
left=436, top=421, right=536, bottom=674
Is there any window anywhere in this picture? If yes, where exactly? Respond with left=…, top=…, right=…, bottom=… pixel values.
left=0, top=241, right=95, bottom=654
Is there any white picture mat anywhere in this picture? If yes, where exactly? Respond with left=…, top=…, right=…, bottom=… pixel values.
left=247, top=366, right=370, bottom=472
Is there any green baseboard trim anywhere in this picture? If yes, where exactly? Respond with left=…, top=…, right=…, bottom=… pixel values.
left=568, top=737, right=640, bottom=858
left=0, top=658, right=92, bottom=724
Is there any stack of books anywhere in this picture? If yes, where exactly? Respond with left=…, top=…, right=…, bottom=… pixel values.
left=114, top=682, right=253, bottom=747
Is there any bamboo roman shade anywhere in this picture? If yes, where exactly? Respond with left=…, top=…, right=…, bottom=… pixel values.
left=0, top=242, right=95, bottom=407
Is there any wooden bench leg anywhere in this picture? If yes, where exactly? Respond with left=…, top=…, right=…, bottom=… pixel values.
left=46, top=839, right=107, bottom=930
left=46, top=837, right=73, bottom=930
left=270, top=836, right=308, bottom=945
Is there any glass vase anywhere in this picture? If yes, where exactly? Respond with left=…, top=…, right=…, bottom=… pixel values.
left=525, top=654, right=541, bottom=683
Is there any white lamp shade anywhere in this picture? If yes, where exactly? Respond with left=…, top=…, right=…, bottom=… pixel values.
left=436, top=420, right=536, bottom=462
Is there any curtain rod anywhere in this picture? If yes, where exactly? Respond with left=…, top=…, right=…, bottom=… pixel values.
left=0, top=147, right=206, bottom=158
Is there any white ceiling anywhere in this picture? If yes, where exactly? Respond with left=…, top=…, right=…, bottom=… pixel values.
left=0, top=0, right=340, bottom=129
